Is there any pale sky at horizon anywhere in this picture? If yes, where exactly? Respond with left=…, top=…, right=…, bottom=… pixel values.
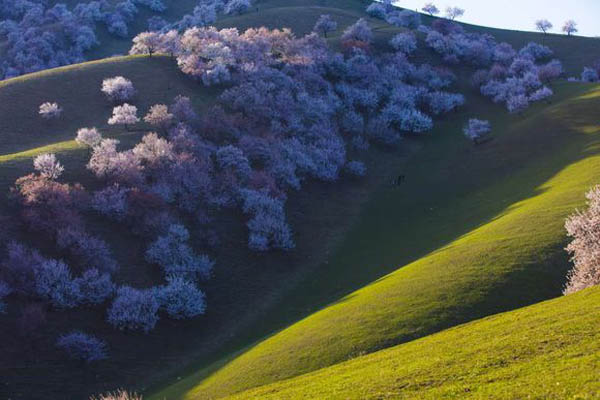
left=392, top=0, right=600, bottom=37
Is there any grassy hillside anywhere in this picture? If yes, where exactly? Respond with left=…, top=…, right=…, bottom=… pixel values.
left=226, top=286, right=600, bottom=400
left=1, top=1, right=600, bottom=398
left=151, top=78, right=600, bottom=399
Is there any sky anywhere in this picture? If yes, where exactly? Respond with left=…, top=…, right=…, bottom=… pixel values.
left=392, top=0, right=600, bottom=37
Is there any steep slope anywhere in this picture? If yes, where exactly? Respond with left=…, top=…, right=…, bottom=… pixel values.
left=226, top=286, right=600, bottom=400
left=152, top=82, right=600, bottom=399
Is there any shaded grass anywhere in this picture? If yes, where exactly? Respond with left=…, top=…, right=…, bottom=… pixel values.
left=226, top=286, right=600, bottom=400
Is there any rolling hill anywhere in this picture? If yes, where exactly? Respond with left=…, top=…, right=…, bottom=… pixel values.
left=0, top=0, right=599, bottom=399
left=225, top=285, right=600, bottom=400
left=151, top=79, right=600, bottom=400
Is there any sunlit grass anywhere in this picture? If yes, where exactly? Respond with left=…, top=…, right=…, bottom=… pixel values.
left=225, top=286, right=600, bottom=399
left=0, top=140, right=81, bottom=164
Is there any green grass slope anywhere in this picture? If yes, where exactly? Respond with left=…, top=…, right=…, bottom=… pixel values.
left=153, top=82, right=600, bottom=399
left=227, top=286, right=600, bottom=400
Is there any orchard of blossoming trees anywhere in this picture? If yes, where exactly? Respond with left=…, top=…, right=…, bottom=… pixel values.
left=417, top=16, right=563, bottom=112
left=0, top=0, right=253, bottom=80
left=0, top=0, right=573, bottom=365
left=0, top=15, right=473, bottom=347
left=363, top=1, right=561, bottom=112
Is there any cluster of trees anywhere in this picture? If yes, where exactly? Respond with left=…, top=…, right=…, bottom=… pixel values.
left=3, top=149, right=210, bottom=336
left=0, top=0, right=253, bottom=80
left=133, top=0, right=253, bottom=35
left=421, top=19, right=563, bottom=112
left=535, top=19, right=580, bottom=36
left=125, top=21, right=468, bottom=249
left=477, top=46, right=561, bottom=112
left=0, top=0, right=138, bottom=79
left=1, top=240, right=115, bottom=309
left=366, top=1, right=422, bottom=29
left=564, top=185, right=600, bottom=295
left=2, top=17, right=469, bottom=343
left=580, top=64, right=600, bottom=83
left=367, top=1, right=464, bottom=25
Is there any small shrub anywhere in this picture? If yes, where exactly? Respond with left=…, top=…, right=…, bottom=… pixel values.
left=33, top=153, right=64, bottom=180
left=345, top=161, right=366, bottom=177
left=39, top=102, right=62, bottom=119
left=529, top=86, right=553, bottom=102
left=102, top=76, right=135, bottom=102
left=107, top=286, right=160, bottom=333
left=144, top=104, right=174, bottom=131
left=507, top=95, right=529, bottom=114
left=108, top=104, right=140, bottom=129
left=56, top=331, right=108, bottom=362
left=76, top=128, right=103, bottom=148
left=89, top=390, right=142, bottom=400
left=389, top=33, right=417, bottom=55
left=76, top=269, right=115, bottom=305
left=366, top=2, right=386, bottom=19
left=34, top=259, right=82, bottom=309
left=145, top=224, right=214, bottom=281
left=463, top=119, right=491, bottom=142
left=157, top=276, right=206, bottom=319
left=581, top=67, right=599, bottom=83
left=313, top=14, right=337, bottom=37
